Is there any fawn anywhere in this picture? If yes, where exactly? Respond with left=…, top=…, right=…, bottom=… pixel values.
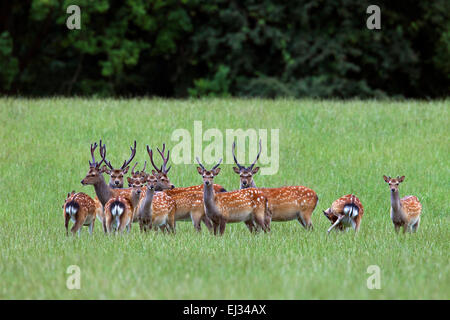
left=196, top=158, right=268, bottom=235
left=383, top=175, right=422, bottom=233
left=100, top=140, right=137, bottom=188
left=232, top=140, right=318, bottom=230
left=62, top=191, right=98, bottom=235
left=323, top=194, right=364, bottom=233
left=136, top=174, right=176, bottom=233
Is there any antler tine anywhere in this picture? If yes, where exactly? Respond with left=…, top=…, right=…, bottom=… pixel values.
left=99, top=140, right=113, bottom=169
left=212, top=158, right=222, bottom=170
left=141, top=161, right=147, bottom=172
left=147, top=145, right=162, bottom=172
left=89, top=142, right=98, bottom=165
left=121, top=140, right=137, bottom=169
left=131, top=162, right=138, bottom=175
left=196, top=157, right=205, bottom=170
left=157, top=143, right=171, bottom=173
left=249, top=139, right=262, bottom=169
left=232, top=141, right=244, bottom=170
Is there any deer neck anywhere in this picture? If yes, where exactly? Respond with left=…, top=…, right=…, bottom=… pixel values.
left=140, top=188, right=155, bottom=217
left=390, top=190, right=406, bottom=221
left=130, top=190, right=141, bottom=209
left=94, top=175, right=112, bottom=206
left=203, top=182, right=219, bottom=218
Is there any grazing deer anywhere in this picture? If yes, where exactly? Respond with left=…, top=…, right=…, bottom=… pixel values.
left=383, top=175, right=422, bottom=233
left=232, top=140, right=318, bottom=230
left=147, top=145, right=213, bottom=232
left=196, top=158, right=268, bottom=235
left=81, top=140, right=141, bottom=232
left=323, top=194, right=364, bottom=233
left=100, top=140, right=137, bottom=188
left=136, top=174, right=176, bottom=233
left=62, top=191, right=97, bottom=235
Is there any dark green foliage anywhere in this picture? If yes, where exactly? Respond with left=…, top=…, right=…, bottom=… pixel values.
left=0, top=0, right=448, bottom=97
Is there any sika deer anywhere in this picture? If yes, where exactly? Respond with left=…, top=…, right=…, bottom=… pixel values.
left=81, top=140, right=141, bottom=232
left=128, top=161, right=147, bottom=187
left=232, top=140, right=318, bottom=230
left=148, top=145, right=213, bottom=232
left=100, top=140, right=137, bottom=188
left=196, top=158, right=268, bottom=235
left=383, top=175, right=422, bottom=233
left=323, top=194, right=364, bottom=233
left=62, top=191, right=98, bottom=235
left=136, top=174, right=176, bottom=233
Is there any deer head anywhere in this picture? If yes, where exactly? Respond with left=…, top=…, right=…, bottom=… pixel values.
left=81, top=141, right=107, bottom=185
left=100, top=140, right=137, bottom=188
left=232, top=139, right=261, bottom=188
left=147, top=144, right=175, bottom=190
left=196, top=157, right=222, bottom=186
left=128, top=161, right=148, bottom=187
left=383, top=175, right=405, bottom=192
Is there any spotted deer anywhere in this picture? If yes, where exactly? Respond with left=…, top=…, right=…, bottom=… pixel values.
left=323, top=194, right=364, bottom=233
left=100, top=140, right=137, bottom=188
left=81, top=140, right=140, bottom=232
left=128, top=161, right=147, bottom=187
left=383, top=175, right=422, bottom=233
left=147, top=145, right=215, bottom=232
left=196, top=158, right=268, bottom=235
left=104, top=181, right=143, bottom=233
left=232, top=140, right=318, bottom=230
left=62, top=191, right=98, bottom=235
left=136, top=174, right=176, bottom=233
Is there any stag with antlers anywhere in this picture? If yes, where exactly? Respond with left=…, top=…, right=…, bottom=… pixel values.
left=99, top=140, right=137, bottom=188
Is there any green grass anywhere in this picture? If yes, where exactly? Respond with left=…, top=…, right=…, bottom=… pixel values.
left=0, top=98, right=448, bottom=299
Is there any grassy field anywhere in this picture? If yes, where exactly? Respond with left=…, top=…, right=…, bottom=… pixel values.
left=0, top=98, right=448, bottom=300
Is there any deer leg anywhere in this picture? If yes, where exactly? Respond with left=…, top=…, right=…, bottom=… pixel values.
left=64, top=214, right=70, bottom=236
left=411, top=217, right=420, bottom=233
left=201, top=215, right=213, bottom=232
left=190, top=211, right=203, bottom=232
left=88, top=219, right=95, bottom=235
left=327, top=216, right=344, bottom=234
left=219, top=219, right=226, bottom=236
left=70, top=218, right=84, bottom=236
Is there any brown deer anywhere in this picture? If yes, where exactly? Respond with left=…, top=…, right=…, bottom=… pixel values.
left=149, top=145, right=222, bottom=232
left=323, top=194, right=364, bottom=233
left=128, top=161, right=147, bottom=187
left=81, top=140, right=140, bottom=232
left=100, top=140, right=137, bottom=188
left=196, top=158, right=268, bottom=235
left=62, top=191, right=98, bottom=235
left=383, top=175, right=422, bottom=233
left=136, top=174, right=176, bottom=233
left=232, top=140, right=318, bottom=230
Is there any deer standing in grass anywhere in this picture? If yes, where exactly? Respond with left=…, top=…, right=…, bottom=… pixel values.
left=196, top=158, right=268, bottom=235
left=104, top=180, right=143, bottom=233
left=323, top=194, right=364, bottom=233
left=148, top=145, right=219, bottom=232
left=136, top=173, right=176, bottom=233
left=383, top=175, right=422, bottom=233
left=81, top=141, right=141, bottom=233
left=101, top=140, right=137, bottom=188
left=62, top=191, right=98, bottom=235
left=232, top=140, right=318, bottom=230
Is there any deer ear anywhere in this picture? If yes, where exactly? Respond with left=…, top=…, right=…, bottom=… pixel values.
left=233, top=167, right=240, bottom=174
left=127, top=177, right=132, bottom=183
left=251, top=167, right=260, bottom=174
left=398, top=176, right=405, bottom=183
left=383, top=175, right=390, bottom=183
left=152, top=170, right=157, bottom=175
left=213, top=168, right=221, bottom=176
left=123, top=166, right=129, bottom=174
left=197, top=166, right=203, bottom=175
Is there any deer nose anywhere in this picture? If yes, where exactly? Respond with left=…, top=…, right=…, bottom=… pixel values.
left=115, top=181, right=120, bottom=185
left=391, top=188, right=395, bottom=192
left=205, top=181, right=210, bottom=185
left=81, top=180, right=85, bottom=185
left=171, top=184, right=175, bottom=189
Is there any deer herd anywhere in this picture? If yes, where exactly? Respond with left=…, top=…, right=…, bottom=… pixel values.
left=63, top=140, right=423, bottom=236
